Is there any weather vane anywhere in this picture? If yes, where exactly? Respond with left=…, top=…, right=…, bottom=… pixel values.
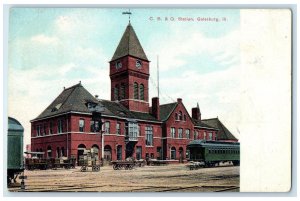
left=122, top=9, right=132, bottom=23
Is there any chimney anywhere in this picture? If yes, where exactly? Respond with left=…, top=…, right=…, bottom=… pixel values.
left=192, top=103, right=201, bottom=120
left=177, top=98, right=182, bottom=103
left=152, top=97, right=160, bottom=120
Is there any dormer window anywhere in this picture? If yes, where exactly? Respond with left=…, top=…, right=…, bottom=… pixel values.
left=51, top=103, right=62, bottom=112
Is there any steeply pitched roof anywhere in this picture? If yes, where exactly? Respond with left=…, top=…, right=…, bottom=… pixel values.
left=33, top=83, right=98, bottom=121
left=192, top=119, right=217, bottom=130
left=159, top=102, right=178, bottom=121
left=111, top=23, right=148, bottom=62
left=32, top=83, right=160, bottom=123
left=201, top=118, right=238, bottom=141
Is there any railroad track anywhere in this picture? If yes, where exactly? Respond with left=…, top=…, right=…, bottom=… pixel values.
left=11, top=184, right=239, bottom=192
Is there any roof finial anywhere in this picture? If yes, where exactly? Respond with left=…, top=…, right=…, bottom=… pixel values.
left=122, top=9, right=132, bottom=23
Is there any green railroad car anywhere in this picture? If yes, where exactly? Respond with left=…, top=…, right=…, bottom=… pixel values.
left=7, top=117, right=24, bottom=185
left=187, top=140, right=240, bottom=167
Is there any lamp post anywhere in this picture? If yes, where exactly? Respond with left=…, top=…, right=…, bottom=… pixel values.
left=88, top=103, right=105, bottom=160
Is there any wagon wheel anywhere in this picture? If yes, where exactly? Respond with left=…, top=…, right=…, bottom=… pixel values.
left=96, top=165, right=100, bottom=172
left=128, top=164, right=133, bottom=170
left=80, top=166, right=87, bottom=172
left=92, top=165, right=96, bottom=172
left=113, top=164, right=118, bottom=170
left=125, top=164, right=129, bottom=170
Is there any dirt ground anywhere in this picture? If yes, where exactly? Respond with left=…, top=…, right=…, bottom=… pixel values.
left=8, top=163, right=239, bottom=192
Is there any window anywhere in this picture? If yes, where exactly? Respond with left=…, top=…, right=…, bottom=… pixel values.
left=126, top=122, right=138, bottom=141
left=36, top=125, right=41, bottom=136
left=145, top=126, right=153, bottom=146
left=43, top=123, right=47, bottom=135
left=104, top=121, right=110, bottom=134
left=120, top=83, right=125, bottom=99
left=117, top=146, right=122, bottom=160
left=203, top=132, right=206, bottom=139
left=49, top=121, right=53, bottom=134
left=179, top=111, right=183, bottom=120
left=209, top=132, right=213, bottom=140
left=116, top=123, right=121, bottom=135
left=171, top=127, right=176, bottom=138
left=194, top=131, right=198, bottom=140
left=139, top=84, right=144, bottom=100
left=90, top=121, right=100, bottom=132
left=178, top=128, right=183, bottom=138
left=90, top=121, right=94, bottom=132
left=114, top=85, right=119, bottom=100
left=136, top=146, right=142, bottom=160
left=157, top=147, right=162, bottom=160
left=134, top=82, right=139, bottom=99
left=79, top=119, right=85, bottom=132
left=185, top=129, right=190, bottom=139
left=58, top=119, right=63, bottom=134
left=175, top=113, right=178, bottom=120
left=171, top=147, right=176, bottom=160
left=184, top=115, right=186, bottom=121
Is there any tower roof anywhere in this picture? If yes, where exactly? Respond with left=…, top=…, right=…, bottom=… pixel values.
left=111, top=23, right=149, bottom=62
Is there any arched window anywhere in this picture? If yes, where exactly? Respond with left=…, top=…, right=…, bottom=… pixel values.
left=175, top=113, right=178, bottom=120
left=139, top=84, right=144, bottom=100
left=114, top=84, right=119, bottom=100
left=179, top=111, right=183, bottom=121
left=134, top=82, right=138, bottom=99
left=120, top=83, right=125, bottom=99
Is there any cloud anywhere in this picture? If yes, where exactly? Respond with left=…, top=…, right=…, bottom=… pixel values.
left=30, top=34, right=59, bottom=45
left=147, top=29, right=240, bottom=72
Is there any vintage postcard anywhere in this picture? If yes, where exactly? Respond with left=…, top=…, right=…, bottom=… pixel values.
left=5, top=7, right=292, bottom=193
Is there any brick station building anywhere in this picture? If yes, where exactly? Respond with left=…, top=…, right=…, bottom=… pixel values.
left=30, top=23, right=238, bottom=164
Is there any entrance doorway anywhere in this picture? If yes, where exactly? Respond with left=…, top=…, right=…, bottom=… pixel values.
left=77, top=144, right=86, bottom=165
left=117, top=145, right=122, bottom=160
left=104, top=145, right=112, bottom=165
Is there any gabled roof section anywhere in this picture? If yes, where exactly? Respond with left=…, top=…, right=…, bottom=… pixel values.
left=33, top=83, right=98, bottom=121
left=32, top=83, right=160, bottom=123
left=201, top=118, right=238, bottom=141
left=111, top=23, right=148, bottom=62
left=192, top=119, right=217, bottom=130
left=159, top=102, right=178, bottom=121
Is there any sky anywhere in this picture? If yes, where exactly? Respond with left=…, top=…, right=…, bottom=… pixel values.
left=8, top=8, right=241, bottom=147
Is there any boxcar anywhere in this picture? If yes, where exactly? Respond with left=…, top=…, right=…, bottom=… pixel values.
left=7, top=117, right=24, bottom=185
left=187, top=140, right=240, bottom=167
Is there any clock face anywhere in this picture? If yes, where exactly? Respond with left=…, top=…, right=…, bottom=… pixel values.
left=115, top=61, right=122, bottom=69
left=136, top=60, right=142, bottom=68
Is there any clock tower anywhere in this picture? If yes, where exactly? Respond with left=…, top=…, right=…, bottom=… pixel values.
left=109, top=23, right=150, bottom=113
